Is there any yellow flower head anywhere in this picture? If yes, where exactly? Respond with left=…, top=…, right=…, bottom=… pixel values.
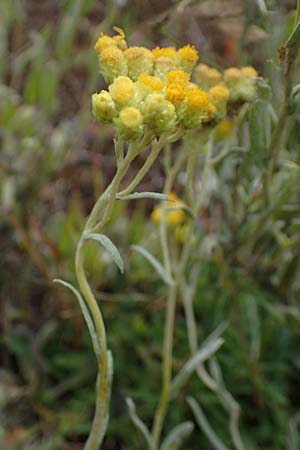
left=178, top=45, right=199, bottom=64
left=109, top=76, right=135, bottom=104
left=124, top=46, right=154, bottom=80
left=99, top=46, right=127, bottom=83
left=167, top=70, right=189, bottom=86
left=186, top=88, right=210, bottom=110
left=138, top=73, right=164, bottom=91
left=166, top=82, right=186, bottom=103
left=94, top=34, right=117, bottom=53
left=119, top=106, right=143, bottom=128
left=209, top=85, right=229, bottom=102
left=142, top=93, right=177, bottom=134
left=224, top=67, right=242, bottom=82
left=152, top=46, right=177, bottom=60
left=214, top=118, right=234, bottom=141
left=100, top=46, right=123, bottom=63
left=241, top=66, right=258, bottom=78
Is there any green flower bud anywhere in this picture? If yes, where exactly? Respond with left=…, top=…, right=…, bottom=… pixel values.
left=124, top=47, right=154, bottom=81
left=114, top=106, right=144, bottom=140
left=92, top=90, right=116, bottom=123
left=142, top=93, right=177, bottom=134
left=98, top=46, right=127, bottom=84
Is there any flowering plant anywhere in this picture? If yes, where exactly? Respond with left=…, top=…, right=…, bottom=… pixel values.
left=55, top=26, right=259, bottom=450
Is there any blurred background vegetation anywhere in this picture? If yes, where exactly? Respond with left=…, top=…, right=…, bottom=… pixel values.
left=1, top=0, right=300, bottom=449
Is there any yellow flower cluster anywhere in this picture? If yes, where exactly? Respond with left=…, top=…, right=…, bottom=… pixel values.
left=194, top=63, right=258, bottom=103
left=151, top=193, right=186, bottom=226
left=93, top=28, right=257, bottom=140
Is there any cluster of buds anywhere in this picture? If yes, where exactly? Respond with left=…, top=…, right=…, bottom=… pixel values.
left=194, top=63, right=258, bottom=103
left=92, top=28, right=234, bottom=141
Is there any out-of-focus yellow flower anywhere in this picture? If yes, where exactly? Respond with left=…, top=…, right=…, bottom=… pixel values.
left=214, top=118, right=234, bottom=141
left=124, top=47, right=154, bottom=80
left=194, top=64, right=222, bottom=90
left=209, top=85, right=229, bottom=120
left=109, top=76, right=135, bottom=104
left=241, top=66, right=258, bottom=78
left=224, top=67, right=257, bottom=102
left=209, top=85, right=229, bottom=102
left=151, top=192, right=186, bottom=226
left=224, top=67, right=242, bottom=82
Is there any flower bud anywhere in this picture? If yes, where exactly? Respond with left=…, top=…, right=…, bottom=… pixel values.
left=109, top=76, right=135, bottom=105
left=142, top=93, right=177, bottom=134
left=115, top=106, right=143, bottom=140
left=152, top=47, right=178, bottom=78
left=124, top=47, right=154, bottom=80
left=136, top=73, right=164, bottom=99
left=92, top=90, right=116, bottom=123
left=224, top=67, right=257, bottom=102
left=98, top=46, right=127, bottom=84
left=208, top=85, right=229, bottom=120
left=193, top=64, right=222, bottom=90
left=214, top=118, right=234, bottom=141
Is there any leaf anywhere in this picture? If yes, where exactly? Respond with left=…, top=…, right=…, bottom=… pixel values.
left=53, top=279, right=100, bottom=357
left=187, top=397, right=230, bottom=450
left=160, top=422, right=194, bottom=450
left=126, top=398, right=156, bottom=450
left=170, top=337, right=224, bottom=396
left=131, top=245, right=173, bottom=285
left=117, top=192, right=172, bottom=202
left=83, top=233, right=124, bottom=273
left=285, top=19, right=300, bottom=49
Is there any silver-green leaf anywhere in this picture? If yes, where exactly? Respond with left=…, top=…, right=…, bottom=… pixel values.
left=117, top=192, right=172, bottom=202
left=131, top=244, right=173, bottom=285
left=83, top=233, right=124, bottom=273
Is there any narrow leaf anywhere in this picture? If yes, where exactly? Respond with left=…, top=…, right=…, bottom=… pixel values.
left=187, top=397, right=230, bottom=450
left=53, top=278, right=100, bottom=357
left=126, top=397, right=156, bottom=450
left=83, top=233, right=124, bottom=273
left=160, top=422, right=194, bottom=450
left=171, top=337, right=224, bottom=396
left=117, top=192, right=172, bottom=202
left=131, top=244, right=173, bottom=285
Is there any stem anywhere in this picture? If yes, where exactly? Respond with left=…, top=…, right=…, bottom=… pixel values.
left=263, top=47, right=296, bottom=204
left=152, top=283, right=177, bottom=446
left=75, top=140, right=147, bottom=450
left=118, top=135, right=167, bottom=197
